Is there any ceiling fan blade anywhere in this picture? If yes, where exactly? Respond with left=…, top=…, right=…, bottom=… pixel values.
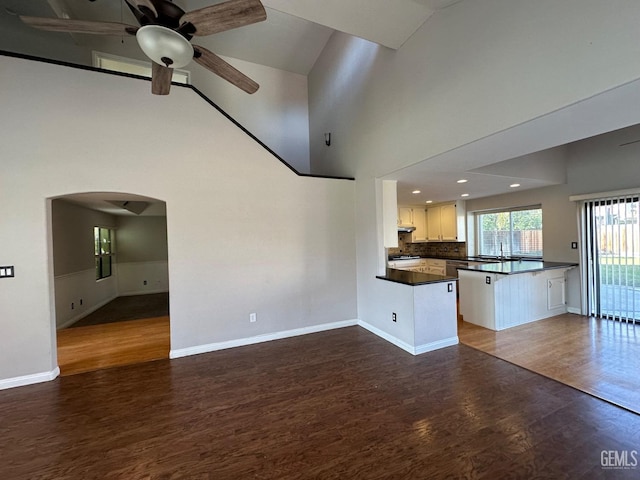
left=19, top=16, right=138, bottom=35
left=152, top=62, right=173, bottom=95
left=181, top=0, right=266, bottom=36
left=124, top=0, right=157, bottom=18
left=193, top=45, right=259, bottom=94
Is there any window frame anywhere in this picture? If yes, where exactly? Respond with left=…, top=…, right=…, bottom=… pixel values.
left=474, top=205, right=543, bottom=259
left=92, top=51, right=191, bottom=85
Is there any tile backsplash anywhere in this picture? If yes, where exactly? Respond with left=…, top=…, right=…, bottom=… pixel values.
left=388, top=234, right=467, bottom=258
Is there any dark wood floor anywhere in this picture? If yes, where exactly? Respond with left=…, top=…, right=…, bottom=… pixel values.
left=70, top=293, right=169, bottom=328
left=3, top=327, right=640, bottom=479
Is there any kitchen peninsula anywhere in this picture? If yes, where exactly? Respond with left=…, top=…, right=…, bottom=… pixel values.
left=375, top=268, right=458, bottom=355
left=458, top=260, right=578, bottom=331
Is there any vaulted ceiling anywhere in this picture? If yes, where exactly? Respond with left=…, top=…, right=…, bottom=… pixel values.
left=1, top=0, right=613, bottom=207
left=0, top=0, right=464, bottom=75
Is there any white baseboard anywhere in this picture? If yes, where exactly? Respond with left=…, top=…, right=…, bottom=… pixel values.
left=118, top=289, right=169, bottom=297
left=57, top=295, right=117, bottom=330
left=567, top=307, right=582, bottom=315
left=170, top=319, right=359, bottom=359
left=357, top=320, right=416, bottom=355
left=0, top=367, right=60, bottom=391
left=414, top=336, right=459, bottom=355
left=358, top=321, right=458, bottom=355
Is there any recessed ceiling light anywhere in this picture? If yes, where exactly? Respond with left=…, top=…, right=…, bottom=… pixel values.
left=426, top=200, right=433, bottom=204
left=457, top=179, right=468, bottom=184
left=461, top=193, right=469, bottom=197
left=412, top=190, right=421, bottom=194
left=510, top=183, right=521, bottom=188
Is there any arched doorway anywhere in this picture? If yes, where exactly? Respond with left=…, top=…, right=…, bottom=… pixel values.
left=49, top=192, right=170, bottom=375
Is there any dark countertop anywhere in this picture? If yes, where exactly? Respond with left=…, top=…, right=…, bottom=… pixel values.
left=377, top=268, right=458, bottom=286
left=458, top=260, right=578, bottom=275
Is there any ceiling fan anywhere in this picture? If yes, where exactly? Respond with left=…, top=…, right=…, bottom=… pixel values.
left=19, top=0, right=267, bottom=95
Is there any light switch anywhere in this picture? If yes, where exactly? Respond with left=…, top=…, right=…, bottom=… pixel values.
left=0, top=266, right=15, bottom=278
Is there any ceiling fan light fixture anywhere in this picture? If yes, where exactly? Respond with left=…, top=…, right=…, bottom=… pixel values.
left=136, top=25, right=194, bottom=68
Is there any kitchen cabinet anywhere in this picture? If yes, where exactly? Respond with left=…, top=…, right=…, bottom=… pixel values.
left=398, top=207, right=414, bottom=226
left=459, top=264, right=575, bottom=331
left=388, top=259, right=425, bottom=272
left=398, top=206, right=428, bottom=243
left=426, top=202, right=466, bottom=241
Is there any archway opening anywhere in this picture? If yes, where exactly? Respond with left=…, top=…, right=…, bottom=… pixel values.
left=49, top=192, right=170, bottom=375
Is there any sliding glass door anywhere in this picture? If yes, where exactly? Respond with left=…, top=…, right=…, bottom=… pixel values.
left=584, top=196, right=640, bottom=322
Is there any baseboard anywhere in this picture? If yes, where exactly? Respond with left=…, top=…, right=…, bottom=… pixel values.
left=118, top=289, right=169, bottom=297
left=0, top=367, right=60, bottom=391
left=414, top=336, right=459, bottom=355
left=357, top=321, right=416, bottom=355
left=358, top=321, right=458, bottom=355
left=567, top=307, right=582, bottom=315
left=57, top=295, right=117, bottom=330
left=170, top=319, right=359, bottom=359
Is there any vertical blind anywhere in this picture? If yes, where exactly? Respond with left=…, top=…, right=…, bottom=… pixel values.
left=582, top=194, right=640, bottom=322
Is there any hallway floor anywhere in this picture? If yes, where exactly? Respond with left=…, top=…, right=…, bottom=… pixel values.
left=57, top=316, right=170, bottom=376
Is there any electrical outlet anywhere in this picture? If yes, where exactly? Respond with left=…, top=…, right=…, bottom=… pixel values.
left=486, top=276, right=491, bottom=285
left=71, top=302, right=74, bottom=310
left=250, top=313, right=257, bottom=323
left=80, top=298, right=83, bottom=306
left=571, top=242, right=578, bottom=249
left=0, top=266, right=15, bottom=278
left=448, top=283, right=453, bottom=292
left=392, top=312, right=397, bottom=322
left=143, top=280, right=148, bottom=285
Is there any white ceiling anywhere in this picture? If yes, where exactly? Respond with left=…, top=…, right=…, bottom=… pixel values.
left=0, top=0, right=464, bottom=75
left=391, top=145, right=570, bottom=205
left=60, top=193, right=167, bottom=216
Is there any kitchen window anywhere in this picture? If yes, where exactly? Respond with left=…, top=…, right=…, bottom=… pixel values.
left=95, top=226, right=113, bottom=280
left=475, top=206, right=543, bottom=258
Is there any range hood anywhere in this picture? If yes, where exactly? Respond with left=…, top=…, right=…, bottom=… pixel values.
left=398, top=225, right=416, bottom=233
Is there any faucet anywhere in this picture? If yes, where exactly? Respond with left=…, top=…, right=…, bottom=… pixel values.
left=499, top=242, right=504, bottom=259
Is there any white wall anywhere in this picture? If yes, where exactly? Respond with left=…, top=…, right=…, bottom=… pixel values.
left=308, top=0, right=640, bottom=341
left=51, top=200, right=119, bottom=328
left=116, top=215, right=169, bottom=296
left=0, top=56, right=356, bottom=386
left=310, top=0, right=640, bottom=178
left=190, top=56, right=311, bottom=174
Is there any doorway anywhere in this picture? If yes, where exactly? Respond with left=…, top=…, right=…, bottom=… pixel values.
left=50, top=192, right=171, bottom=375
left=583, top=194, right=640, bottom=322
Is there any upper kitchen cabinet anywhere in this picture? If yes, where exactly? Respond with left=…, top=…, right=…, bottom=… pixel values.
left=398, top=206, right=428, bottom=242
left=426, top=202, right=466, bottom=242
left=398, top=207, right=414, bottom=226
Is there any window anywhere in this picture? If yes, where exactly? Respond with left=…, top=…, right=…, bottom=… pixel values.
left=92, top=51, right=190, bottom=85
left=476, top=206, right=543, bottom=258
left=95, top=226, right=114, bottom=280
